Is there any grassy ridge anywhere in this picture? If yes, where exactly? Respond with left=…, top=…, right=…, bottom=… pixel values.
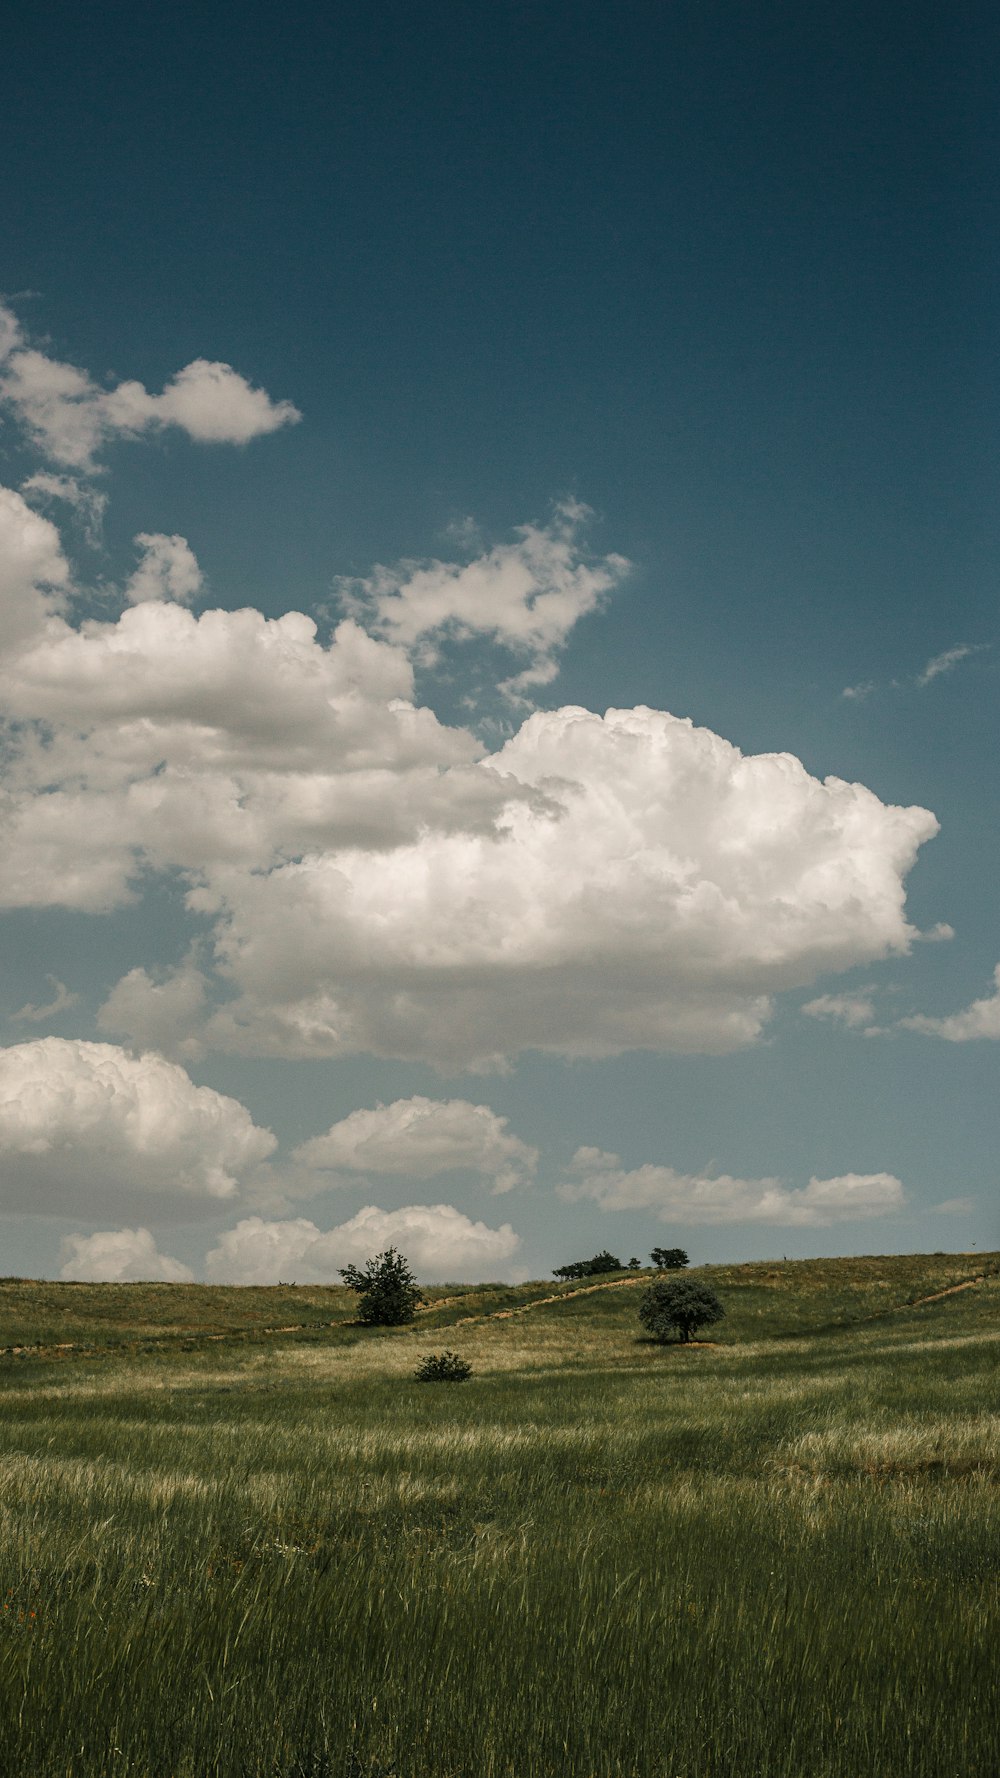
left=0, top=1253, right=996, bottom=1776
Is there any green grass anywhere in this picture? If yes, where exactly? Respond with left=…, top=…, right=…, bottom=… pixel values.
left=0, top=1252, right=996, bottom=1776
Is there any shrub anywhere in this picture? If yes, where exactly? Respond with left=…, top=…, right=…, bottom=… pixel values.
left=650, top=1247, right=689, bottom=1270
left=339, top=1248, right=423, bottom=1326
left=414, top=1350, right=473, bottom=1382
left=639, top=1277, right=724, bottom=1344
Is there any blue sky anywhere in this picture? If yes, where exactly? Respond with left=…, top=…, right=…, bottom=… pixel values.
left=0, top=1, right=996, bottom=1282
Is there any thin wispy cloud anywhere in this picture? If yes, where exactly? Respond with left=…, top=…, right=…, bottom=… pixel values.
left=916, top=643, right=986, bottom=687
left=12, top=975, right=79, bottom=1023
left=842, top=643, right=988, bottom=703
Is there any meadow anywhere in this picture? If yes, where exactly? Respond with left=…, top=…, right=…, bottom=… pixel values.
left=0, top=1251, right=996, bottom=1778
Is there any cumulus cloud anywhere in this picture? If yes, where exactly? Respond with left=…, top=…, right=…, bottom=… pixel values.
left=559, top=1148, right=904, bottom=1226
left=0, top=482, right=71, bottom=645
left=0, top=1039, right=275, bottom=1216
left=125, top=532, right=203, bottom=605
left=97, top=964, right=210, bottom=1060
left=190, top=704, right=937, bottom=1067
left=342, top=501, right=628, bottom=696
left=0, top=304, right=300, bottom=470
left=0, top=483, right=939, bottom=1066
left=292, top=1096, right=538, bottom=1193
left=59, top=1226, right=194, bottom=1282
left=0, top=603, right=492, bottom=910
left=801, top=990, right=878, bottom=1031
left=12, top=975, right=79, bottom=1023
left=900, top=964, right=1000, bottom=1041
left=204, top=1202, right=521, bottom=1284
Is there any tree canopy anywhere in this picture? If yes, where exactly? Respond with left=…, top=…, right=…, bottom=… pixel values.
left=553, top=1250, right=623, bottom=1281
left=638, top=1277, right=725, bottom=1344
left=340, top=1247, right=423, bottom=1326
left=650, top=1247, right=689, bottom=1270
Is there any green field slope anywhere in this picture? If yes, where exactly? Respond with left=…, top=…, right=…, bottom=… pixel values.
left=0, top=1252, right=996, bottom=1777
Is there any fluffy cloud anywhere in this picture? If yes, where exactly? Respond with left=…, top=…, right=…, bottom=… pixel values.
left=0, top=603, right=492, bottom=909
left=559, top=1148, right=904, bottom=1226
left=0, top=1039, right=275, bottom=1215
left=59, top=1227, right=194, bottom=1282
left=0, top=483, right=939, bottom=1065
left=0, top=304, right=300, bottom=470
left=341, top=500, right=628, bottom=696
left=190, top=704, right=937, bottom=1067
left=900, top=964, right=1000, bottom=1041
left=98, top=964, right=209, bottom=1060
left=125, top=532, right=203, bottom=605
left=204, top=1202, right=521, bottom=1284
left=0, top=482, right=70, bottom=645
left=292, top=1096, right=538, bottom=1193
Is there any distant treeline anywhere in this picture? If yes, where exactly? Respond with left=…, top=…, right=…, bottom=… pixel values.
left=553, top=1247, right=688, bottom=1281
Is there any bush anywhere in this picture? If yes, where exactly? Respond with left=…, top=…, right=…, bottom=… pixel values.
left=650, top=1247, right=689, bottom=1270
left=553, top=1250, right=623, bottom=1281
left=639, top=1277, right=724, bottom=1344
left=414, top=1350, right=473, bottom=1382
left=339, top=1248, right=423, bottom=1326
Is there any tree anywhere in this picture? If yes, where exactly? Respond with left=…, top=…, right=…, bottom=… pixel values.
left=340, top=1247, right=423, bottom=1326
left=650, top=1246, right=689, bottom=1271
left=553, top=1250, right=622, bottom=1281
left=638, top=1277, right=724, bottom=1344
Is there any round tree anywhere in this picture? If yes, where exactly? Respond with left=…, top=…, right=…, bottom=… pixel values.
left=638, top=1277, right=724, bottom=1344
left=339, top=1247, right=423, bottom=1326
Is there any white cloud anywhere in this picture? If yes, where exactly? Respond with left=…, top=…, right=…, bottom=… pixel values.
left=59, top=1226, right=194, bottom=1282
left=900, top=964, right=1000, bottom=1041
left=0, top=1039, right=275, bottom=1215
left=0, top=305, right=22, bottom=363
left=342, top=501, right=628, bottom=696
left=0, top=491, right=939, bottom=1064
left=191, top=704, right=937, bottom=1067
left=841, top=681, right=875, bottom=702
left=0, top=482, right=70, bottom=646
left=0, top=604, right=489, bottom=910
left=559, top=1148, right=904, bottom=1226
left=204, top=1202, right=522, bottom=1284
left=929, top=1196, right=975, bottom=1216
left=916, top=644, right=983, bottom=687
left=292, top=1096, right=538, bottom=1193
left=12, top=975, right=79, bottom=1023
left=801, top=990, right=877, bottom=1030
left=97, top=964, right=209, bottom=1061
left=125, top=532, right=203, bottom=605
left=0, top=304, right=300, bottom=470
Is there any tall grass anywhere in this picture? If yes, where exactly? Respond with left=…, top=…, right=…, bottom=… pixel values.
left=0, top=1256, right=996, bottom=1776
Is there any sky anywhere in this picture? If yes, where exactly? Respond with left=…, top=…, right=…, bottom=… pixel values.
left=0, top=0, right=996, bottom=1284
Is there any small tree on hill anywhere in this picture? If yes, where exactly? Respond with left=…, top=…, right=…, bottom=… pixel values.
left=639, top=1277, right=724, bottom=1344
left=651, top=1246, right=689, bottom=1271
left=553, top=1250, right=622, bottom=1281
left=340, top=1247, right=423, bottom=1326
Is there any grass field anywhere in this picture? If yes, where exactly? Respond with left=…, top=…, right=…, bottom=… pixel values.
left=0, top=1252, right=996, bottom=1777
